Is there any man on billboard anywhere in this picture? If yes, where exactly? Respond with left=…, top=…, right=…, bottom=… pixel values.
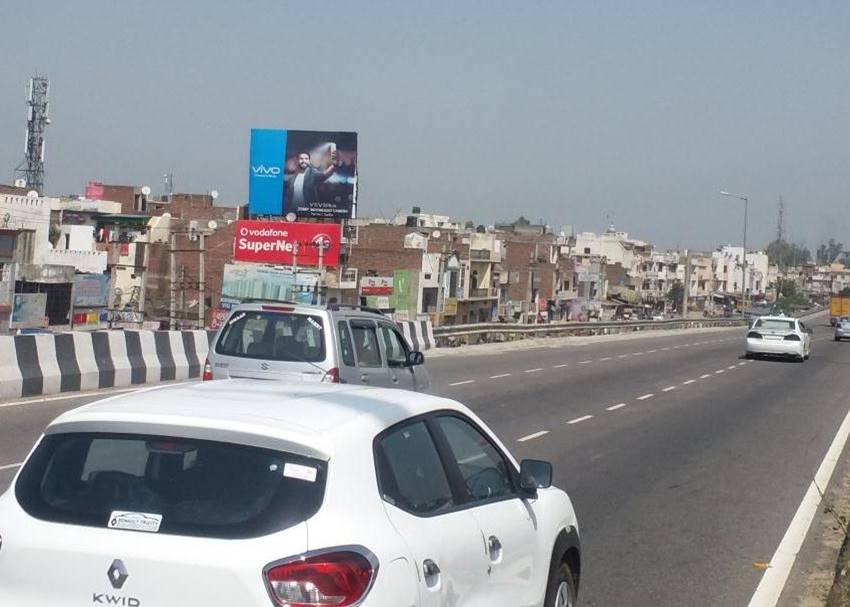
left=287, top=147, right=338, bottom=208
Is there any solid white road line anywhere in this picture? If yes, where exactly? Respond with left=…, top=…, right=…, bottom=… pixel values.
left=700, top=374, right=712, bottom=379
left=567, top=415, right=593, bottom=425
left=524, top=368, right=543, bottom=373
left=553, top=364, right=569, bottom=368
left=489, top=373, right=512, bottom=379
left=682, top=379, right=696, bottom=385
left=517, top=430, right=549, bottom=442
left=449, top=380, right=476, bottom=386
left=0, top=462, right=22, bottom=471
left=0, top=387, right=141, bottom=410
left=662, top=386, right=676, bottom=392
left=747, top=403, right=850, bottom=607
left=637, top=393, right=654, bottom=401
left=606, top=403, right=628, bottom=411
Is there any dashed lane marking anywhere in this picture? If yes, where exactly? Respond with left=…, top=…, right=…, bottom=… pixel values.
left=524, top=368, right=543, bottom=373
left=637, top=393, right=654, bottom=401
left=606, top=403, right=628, bottom=411
left=600, top=357, right=612, bottom=361
left=0, top=462, right=22, bottom=471
left=489, top=373, right=512, bottom=379
left=662, top=386, right=676, bottom=392
left=700, top=374, right=712, bottom=379
left=715, top=370, right=725, bottom=374
left=579, top=360, right=592, bottom=364
left=517, top=430, right=549, bottom=442
left=618, top=354, right=629, bottom=358
left=553, top=364, right=569, bottom=368
left=567, top=415, right=594, bottom=425
left=682, top=379, right=696, bottom=385
left=449, top=380, right=476, bottom=386
left=727, top=365, right=737, bottom=370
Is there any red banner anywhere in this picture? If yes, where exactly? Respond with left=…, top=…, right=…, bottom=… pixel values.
left=233, top=220, right=341, bottom=267
left=85, top=181, right=105, bottom=200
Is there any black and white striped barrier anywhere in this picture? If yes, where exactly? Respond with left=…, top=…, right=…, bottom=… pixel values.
left=397, top=320, right=436, bottom=353
left=0, top=330, right=215, bottom=400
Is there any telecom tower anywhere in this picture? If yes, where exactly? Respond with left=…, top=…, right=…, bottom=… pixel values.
left=13, top=76, right=50, bottom=194
left=776, top=196, right=786, bottom=242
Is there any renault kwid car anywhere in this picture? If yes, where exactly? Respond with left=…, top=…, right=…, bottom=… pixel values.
left=206, top=302, right=431, bottom=392
left=0, top=380, right=580, bottom=607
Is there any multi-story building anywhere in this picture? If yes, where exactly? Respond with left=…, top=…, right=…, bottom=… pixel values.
left=712, top=246, right=769, bottom=298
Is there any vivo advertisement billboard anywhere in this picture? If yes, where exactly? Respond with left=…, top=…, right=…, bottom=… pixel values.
left=248, top=129, right=357, bottom=220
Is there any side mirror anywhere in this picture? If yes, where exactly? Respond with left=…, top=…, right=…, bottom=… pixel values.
left=407, top=351, right=425, bottom=366
left=519, top=459, right=553, bottom=496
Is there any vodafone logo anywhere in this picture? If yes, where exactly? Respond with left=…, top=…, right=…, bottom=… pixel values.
left=312, top=233, right=332, bottom=251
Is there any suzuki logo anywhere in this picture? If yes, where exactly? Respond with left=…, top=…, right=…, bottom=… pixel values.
left=251, top=165, right=281, bottom=177
left=260, top=362, right=270, bottom=371
left=107, top=559, right=128, bottom=589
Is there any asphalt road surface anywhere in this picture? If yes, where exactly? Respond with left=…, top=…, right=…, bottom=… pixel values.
left=2, top=316, right=848, bottom=606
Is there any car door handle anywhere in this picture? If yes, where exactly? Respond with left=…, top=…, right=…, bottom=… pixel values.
left=422, top=559, right=441, bottom=581
left=487, top=535, right=502, bottom=561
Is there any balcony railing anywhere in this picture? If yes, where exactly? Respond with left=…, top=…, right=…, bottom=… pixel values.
left=461, top=287, right=498, bottom=300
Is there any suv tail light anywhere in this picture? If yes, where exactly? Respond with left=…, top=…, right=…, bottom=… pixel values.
left=784, top=334, right=801, bottom=341
left=202, top=359, right=213, bottom=381
left=264, top=550, right=375, bottom=606
left=747, top=331, right=762, bottom=339
left=322, top=367, right=340, bottom=383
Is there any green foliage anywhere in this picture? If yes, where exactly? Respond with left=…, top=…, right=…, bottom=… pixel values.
left=839, top=287, right=850, bottom=297
left=766, top=239, right=811, bottom=267
left=817, top=238, right=844, bottom=265
left=665, top=280, right=684, bottom=310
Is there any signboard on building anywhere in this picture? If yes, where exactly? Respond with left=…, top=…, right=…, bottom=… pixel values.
left=72, top=273, right=110, bottom=308
left=248, top=129, right=357, bottom=219
left=443, top=297, right=458, bottom=316
left=233, top=220, right=341, bottom=267
left=390, top=270, right=410, bottom=311
left=85, top=181, right=105, bottom=200
left=360, top=276, right=393, bottom=296
left=11, top=293, right=48, bottom=328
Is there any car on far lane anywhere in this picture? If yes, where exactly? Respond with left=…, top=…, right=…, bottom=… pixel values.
left=745, top=315, right=812, bottom=362
left=0, top=380, right=581, bottom=607
left=835, top=318, right=850, bottom=341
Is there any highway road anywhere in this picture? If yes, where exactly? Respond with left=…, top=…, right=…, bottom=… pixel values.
left=2, top=316, right=848, bottom=606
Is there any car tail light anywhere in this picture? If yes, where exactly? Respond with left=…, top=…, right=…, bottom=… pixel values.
left=747, top=331, right=762, bottom=339
left=202, top=359, right=213, bottom=381
left=322, top=367, right=340, bottom=383
left=784, top=334, right=801, bottom=341
left=262, top=305, right=295, bottom=312
left=264, top=550, right=375, bottom=607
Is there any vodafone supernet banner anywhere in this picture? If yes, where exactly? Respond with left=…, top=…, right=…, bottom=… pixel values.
left=233, top=220, right=341, bottom=267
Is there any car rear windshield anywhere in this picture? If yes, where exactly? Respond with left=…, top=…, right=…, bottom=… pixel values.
left=15, top=432, right=327, bottom=539
left=754, top=319, right=795, bottom=331
left=215, top=311, right=326, bottom=362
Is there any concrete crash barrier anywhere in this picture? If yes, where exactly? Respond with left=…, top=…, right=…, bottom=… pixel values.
left=397, top=319, right=436, bottom=352
left=0, top=330, right=216, bottom=400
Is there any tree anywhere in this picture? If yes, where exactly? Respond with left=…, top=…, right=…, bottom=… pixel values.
left=766, top=239, right=811, bottom=268
left=513, top=216, right=531, bottom=226
left=464, top=220, right=474, bottom=229
left=839, top=287, right=850, bottom=297
left=816, top=238, right=844, bottom=265
left=666, top=280, right=684, bottom=311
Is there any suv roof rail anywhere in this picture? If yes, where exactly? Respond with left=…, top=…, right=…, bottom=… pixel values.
left=326, top=303, right=386, bottom=316
left=237, top=298, right=307, bottom=306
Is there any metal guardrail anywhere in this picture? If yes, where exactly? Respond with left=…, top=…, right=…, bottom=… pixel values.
left=432, top=306, right=826, bottom=347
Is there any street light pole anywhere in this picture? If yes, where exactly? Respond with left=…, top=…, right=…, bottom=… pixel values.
left=720, top=191, right=749, bottom=312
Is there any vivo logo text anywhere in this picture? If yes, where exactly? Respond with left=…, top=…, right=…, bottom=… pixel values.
left=251, top=165, right=281, bottom=177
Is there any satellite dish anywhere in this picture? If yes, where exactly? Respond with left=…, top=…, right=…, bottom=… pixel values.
left=14, top=178, right=26, bottom=188
left=141, top=185, right=151, bottom=196
left=285, top=212, right=297, bottom=222
left=207, top=220, right=218, bottom=230
left=432, top=230, right=441, bottom=239
left=209, top=190, right=219, bottom=200
left=26, top=190, right=39, bottom=198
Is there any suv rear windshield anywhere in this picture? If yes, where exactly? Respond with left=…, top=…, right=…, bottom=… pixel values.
left=16, top=432, right=327, bottom=539
left=216, top=311, right=326, bottom=362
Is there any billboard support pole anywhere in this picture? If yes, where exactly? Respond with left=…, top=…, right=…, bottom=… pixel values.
left=169, top=232, right=177, bottom=330
left=198, top=231, right=206, bottom=330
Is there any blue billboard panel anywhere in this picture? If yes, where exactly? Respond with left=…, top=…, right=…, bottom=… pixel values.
left=248, top=129, right=287, bottom=216
left=247, top=128, right=357, bottom=220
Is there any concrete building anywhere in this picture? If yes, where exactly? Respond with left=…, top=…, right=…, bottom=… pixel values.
left=712, top=246, right=770, bottom=297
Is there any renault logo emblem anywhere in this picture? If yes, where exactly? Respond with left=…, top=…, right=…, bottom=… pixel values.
left=107, top=559, right=129, bottom=589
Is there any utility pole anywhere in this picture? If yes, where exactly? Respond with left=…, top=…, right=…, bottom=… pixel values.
left=169, top=232, right=177, bottom=330
left=682, top=250, right=691, bottom=318
left=178, top=265, right=185, bottom=327
left=198, top=232, right=205, bottom=329
left=137, top=239, right=150, bottom=329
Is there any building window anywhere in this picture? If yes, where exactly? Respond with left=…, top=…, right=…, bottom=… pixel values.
left=584, top=247, right=591, bottom=255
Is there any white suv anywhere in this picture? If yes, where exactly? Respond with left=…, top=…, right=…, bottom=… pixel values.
left=0, top=381, right=580, bottom=607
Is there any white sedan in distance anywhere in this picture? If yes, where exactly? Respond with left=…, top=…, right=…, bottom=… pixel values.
left=745, top=315, right=812, bottom=361
left=0, top=380, right=581, bottom=607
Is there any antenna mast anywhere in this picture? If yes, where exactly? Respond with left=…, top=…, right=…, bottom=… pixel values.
left=776, top=196, right=786, bottom=243
left=14, top=75, right=50, bottom=194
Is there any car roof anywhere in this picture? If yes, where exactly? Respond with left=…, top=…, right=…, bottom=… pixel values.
left=755, top=315, right=797, bottom=322
left=46, top=380, right=464, bottom=461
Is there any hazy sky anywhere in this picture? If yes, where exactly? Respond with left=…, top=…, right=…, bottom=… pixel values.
left=1, top=1, right=848, bottom=250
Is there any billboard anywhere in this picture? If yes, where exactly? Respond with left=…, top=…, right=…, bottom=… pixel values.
left=248, top=129, right=357, bottom=219
left=73, top=273, right=110, bottom=308
left=233, top=220, right=340, bottom=267
left=221, top=263, right=322, bottom=305
left=360, top=276, right=393, bottom=296
left=11, top=293, right=47, bottom=329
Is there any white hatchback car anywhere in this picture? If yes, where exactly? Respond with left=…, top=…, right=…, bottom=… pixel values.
left=0, top=381, right=580, bottom=607
left=745, top=315, right=812, bottom=361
